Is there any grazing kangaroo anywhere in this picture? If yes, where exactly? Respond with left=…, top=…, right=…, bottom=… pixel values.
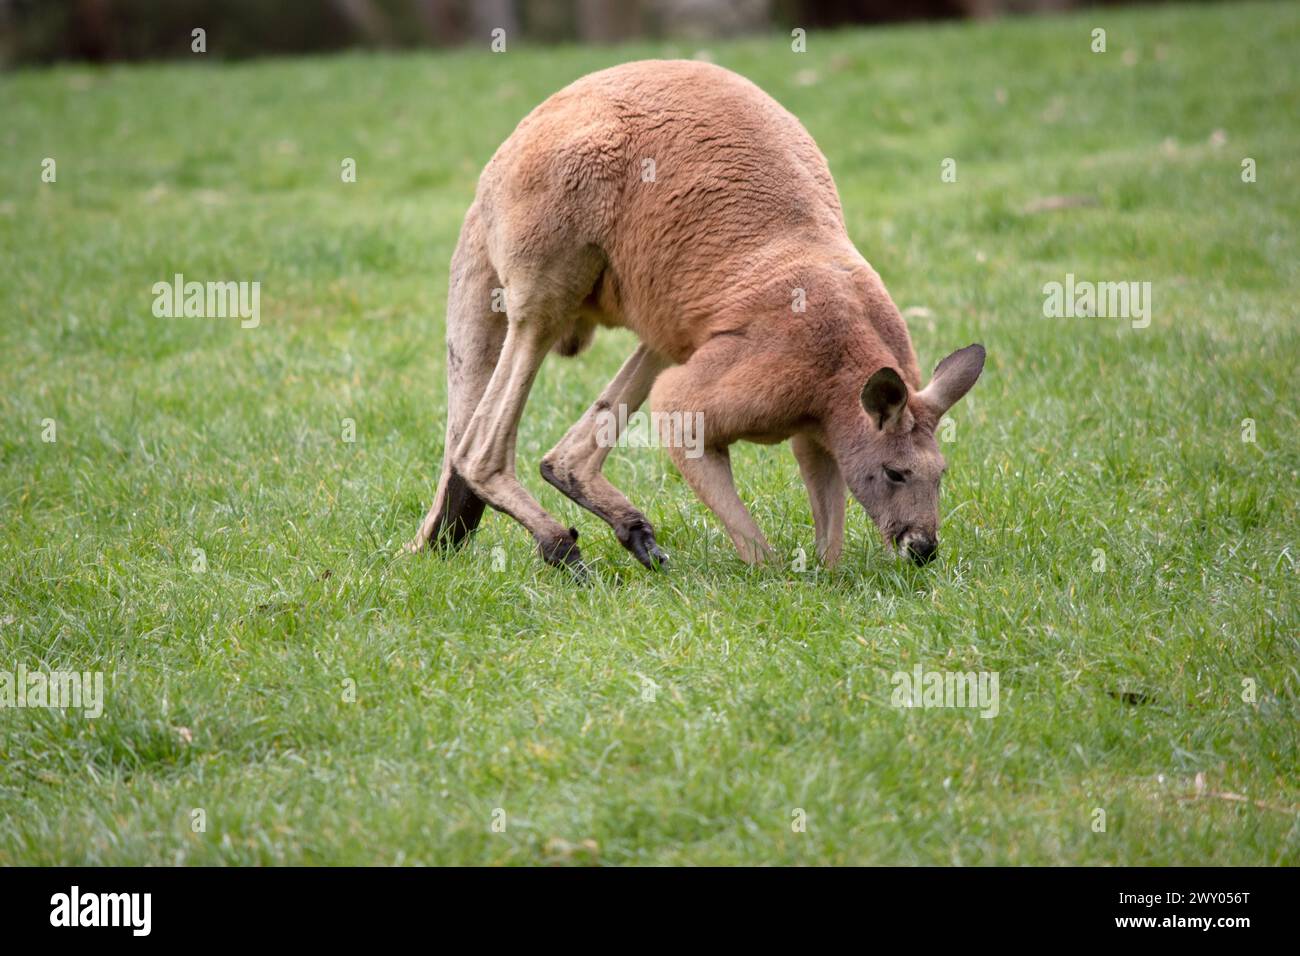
left=409, top=60, right=985, bottom=573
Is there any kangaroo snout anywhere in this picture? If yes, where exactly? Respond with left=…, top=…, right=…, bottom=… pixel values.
left=899, top=530, right=938, bottom=566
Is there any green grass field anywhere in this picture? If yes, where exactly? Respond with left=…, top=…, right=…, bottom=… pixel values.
left=1, top=1, right=1296, bottom=865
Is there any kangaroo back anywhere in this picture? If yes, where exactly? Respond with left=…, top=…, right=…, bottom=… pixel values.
left=475, top=59, right=855, bottom=363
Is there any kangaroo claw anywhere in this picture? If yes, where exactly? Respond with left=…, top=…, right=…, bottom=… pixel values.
left=621, top=521, right=669, bottom=570
left=540, top=527, right=588, bottom=580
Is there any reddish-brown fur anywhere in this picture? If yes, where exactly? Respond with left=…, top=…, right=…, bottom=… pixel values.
left=409, top=60, right=985, bottom=571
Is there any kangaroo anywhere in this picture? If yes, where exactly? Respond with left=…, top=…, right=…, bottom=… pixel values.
left=409, top=60, right=985, bottom=573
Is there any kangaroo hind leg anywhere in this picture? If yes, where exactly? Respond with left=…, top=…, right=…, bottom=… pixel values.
left=453, top=254, right=604, bottom=573
left=541, top=344, right=670, bottom=569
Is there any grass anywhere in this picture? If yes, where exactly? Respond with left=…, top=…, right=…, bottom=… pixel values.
left=0, top=1, right=1297, bottom=865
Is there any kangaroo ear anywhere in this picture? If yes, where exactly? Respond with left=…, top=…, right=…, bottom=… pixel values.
left=918, top=344, right=985, bottom=416
left=860, top=366, right=909, bottom=431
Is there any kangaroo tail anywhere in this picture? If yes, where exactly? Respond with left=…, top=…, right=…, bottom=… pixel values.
left=413, top=205, right=503, bottom=551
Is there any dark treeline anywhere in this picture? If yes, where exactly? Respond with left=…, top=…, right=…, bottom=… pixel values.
left=1, top=0, right=1199, bottom=65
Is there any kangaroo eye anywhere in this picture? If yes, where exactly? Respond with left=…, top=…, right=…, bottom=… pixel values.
left=884, top=466, right=906, bottom=484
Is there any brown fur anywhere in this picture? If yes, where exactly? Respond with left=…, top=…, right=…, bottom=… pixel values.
left=409, top=60, right=985, bottom=570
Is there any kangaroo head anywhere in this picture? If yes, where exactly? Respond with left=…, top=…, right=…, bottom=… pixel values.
left=848, top=344, right=985, bottom=565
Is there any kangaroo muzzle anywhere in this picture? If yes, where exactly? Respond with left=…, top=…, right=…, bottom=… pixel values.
left=899, top=530, right=938, bottom=566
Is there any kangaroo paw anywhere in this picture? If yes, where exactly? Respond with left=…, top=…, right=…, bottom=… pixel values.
left=618, top=519, right=669, bottom=571
left=539, top=526, right=588, bottom=580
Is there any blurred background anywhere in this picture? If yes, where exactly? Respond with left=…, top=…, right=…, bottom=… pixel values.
left=2, top=0, right=1204, bottom=65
